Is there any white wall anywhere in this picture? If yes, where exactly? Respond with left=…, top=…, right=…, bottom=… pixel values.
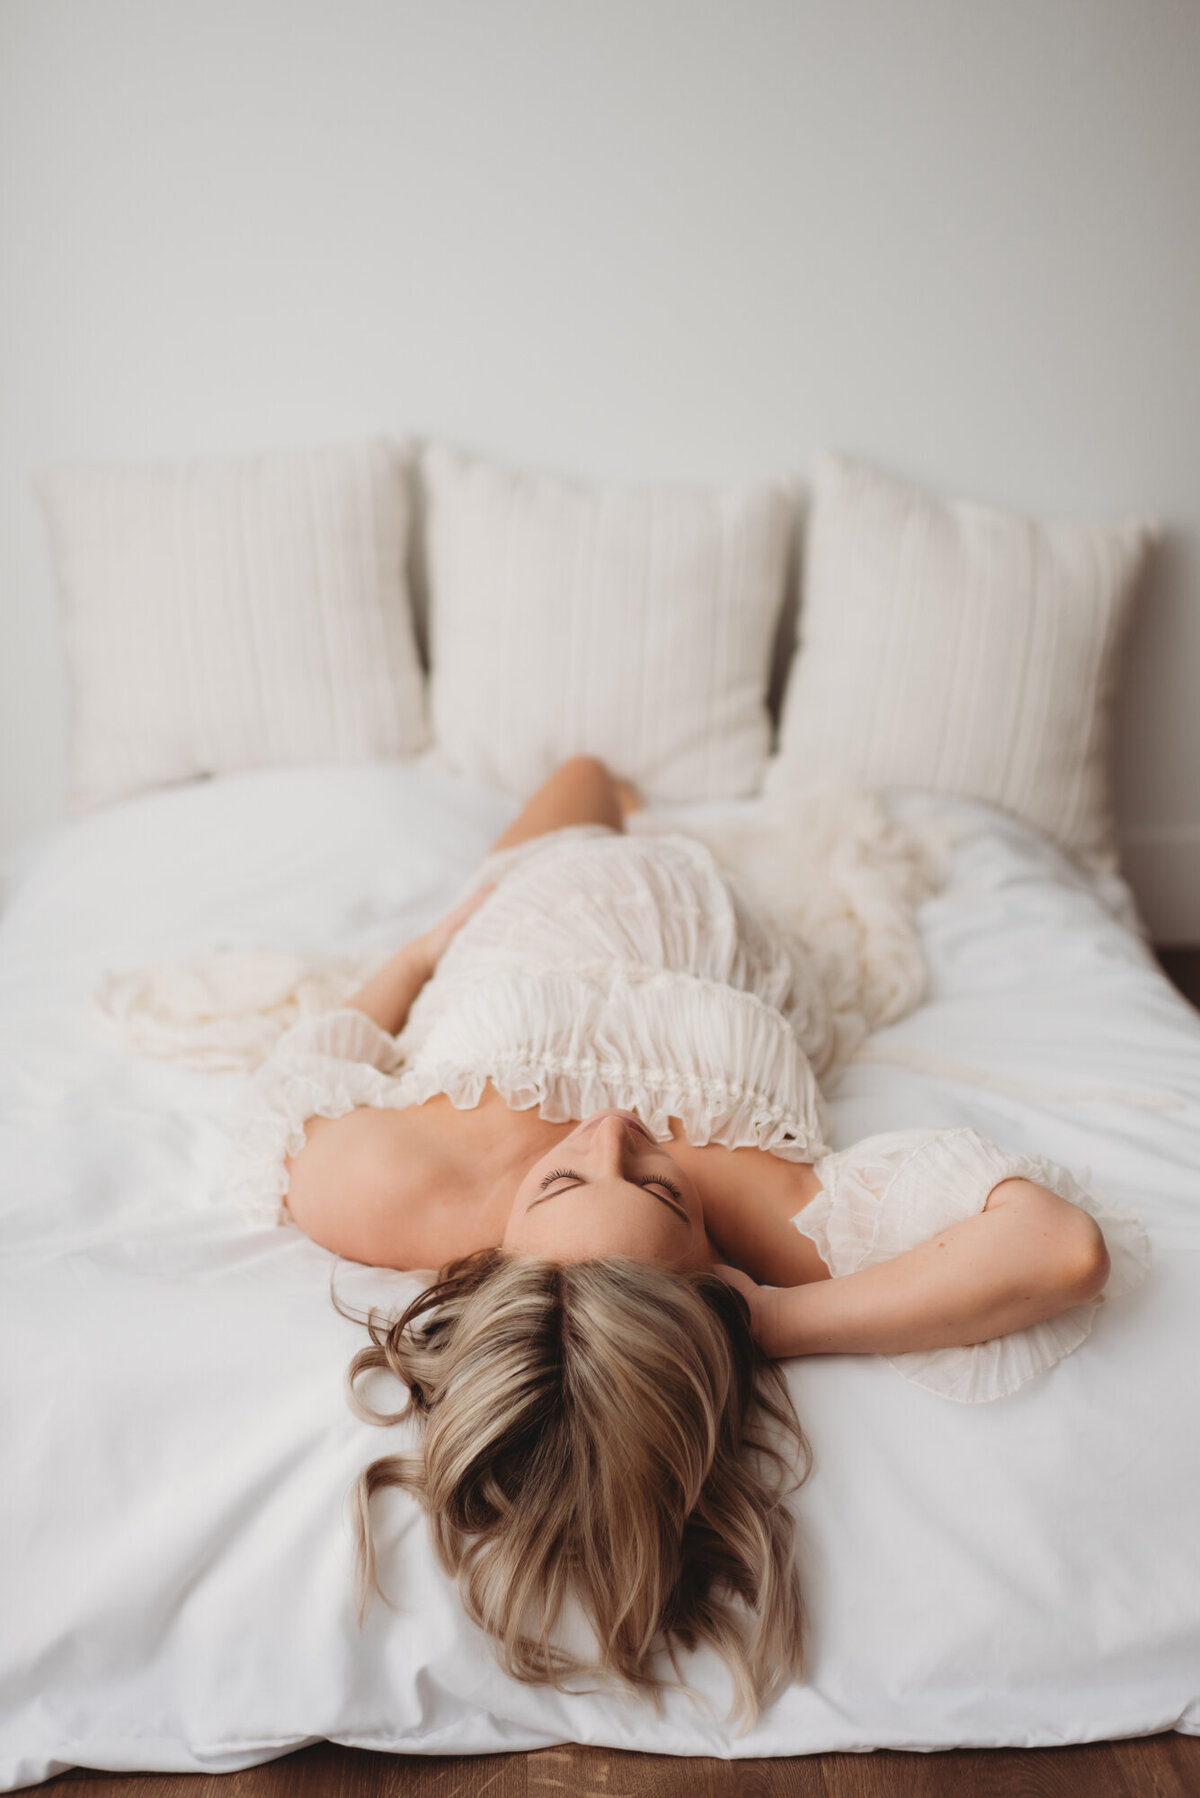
left=2, top=0, right=1198, bottom=935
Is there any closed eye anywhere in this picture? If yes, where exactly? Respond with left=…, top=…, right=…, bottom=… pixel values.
left=533, top=1166, right=689, bottom=1224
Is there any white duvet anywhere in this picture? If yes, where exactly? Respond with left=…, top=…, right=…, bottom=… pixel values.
left=1, top=764, right=1198, bottom=1787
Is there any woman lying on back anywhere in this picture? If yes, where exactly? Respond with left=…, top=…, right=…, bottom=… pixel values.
left=226, top=756, right=1145, bottom=1719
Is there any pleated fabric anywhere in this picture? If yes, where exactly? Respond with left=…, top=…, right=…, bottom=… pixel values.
left=225, top=824, right=836, bottom=1224
left=226, top=1007, right=406, bottom=1226
left=796, top=1125, right=1152, bottom=1402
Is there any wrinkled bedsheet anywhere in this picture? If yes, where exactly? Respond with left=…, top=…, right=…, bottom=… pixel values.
left=1, top=763, right=1197, bottom=1787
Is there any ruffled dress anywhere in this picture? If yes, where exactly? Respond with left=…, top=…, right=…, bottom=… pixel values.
left=225, top=825, right=838, bottom=1224
left=223, top=823, right=1151, bottom=1403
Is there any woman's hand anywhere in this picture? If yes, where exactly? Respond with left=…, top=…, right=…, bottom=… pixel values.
left=408, top=884, right=496, bottom=980
left=714, top=1264, right=773, bottom=1346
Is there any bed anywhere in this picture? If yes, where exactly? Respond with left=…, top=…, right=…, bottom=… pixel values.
left=2, top=755, right=1198, bottom=1790
left=6, top=434, right=1196, bottom=1788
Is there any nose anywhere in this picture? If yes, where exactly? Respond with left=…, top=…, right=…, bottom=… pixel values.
left=584, top=1111, right=644, bottom=1175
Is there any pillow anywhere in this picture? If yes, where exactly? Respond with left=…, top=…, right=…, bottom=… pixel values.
left=37, top=439, right=428, bottom=815
left=767, top=451, right=1159, bottom=875
left=419, top=443, right=795, bottom=802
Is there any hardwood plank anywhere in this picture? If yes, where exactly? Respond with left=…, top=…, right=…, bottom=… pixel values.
left=43, top=1732, right=1200, bottom=1798
left=1154, top=946, right=1200, bottom=1010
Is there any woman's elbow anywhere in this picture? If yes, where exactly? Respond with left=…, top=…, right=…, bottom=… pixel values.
left=992, top=1179, right=1112, bottom=1308
left=1054, top=1209, right=1111, bottom=1305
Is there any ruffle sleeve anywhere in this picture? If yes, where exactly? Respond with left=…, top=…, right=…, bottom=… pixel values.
left=792, top=1126, right=1152, bottom=1403
left=223, top=1008, right=407, bottom=1227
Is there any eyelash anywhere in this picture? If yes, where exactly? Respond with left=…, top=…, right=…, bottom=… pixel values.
left=538, top=1165, right=684, bottom=1203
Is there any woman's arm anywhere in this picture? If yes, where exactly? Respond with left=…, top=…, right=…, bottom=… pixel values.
left=722, top=1178, right=1111, bottom=1359
left=345, top=942, right=436, bottom=1036
left=344, top=886, right=495, bottom=1035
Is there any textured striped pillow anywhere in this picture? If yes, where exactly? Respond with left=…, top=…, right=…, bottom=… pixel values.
left=37, top=439, right=427, bottom=815
left=419, top=444, right=794, bottom=802
left=768, top=452, right=1158, bottom=874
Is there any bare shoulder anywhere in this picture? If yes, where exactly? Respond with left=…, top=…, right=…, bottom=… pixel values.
left=283, top=1106, right=448, bottom=1269
left=667, top=1127, right=832, bottom=1286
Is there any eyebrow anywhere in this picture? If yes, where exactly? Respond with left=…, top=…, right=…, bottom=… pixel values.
left=529, top=1172, right=690, bottom=1227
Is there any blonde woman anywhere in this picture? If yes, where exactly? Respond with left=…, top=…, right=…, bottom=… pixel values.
left=226, top=755, right=1147, bottom=1719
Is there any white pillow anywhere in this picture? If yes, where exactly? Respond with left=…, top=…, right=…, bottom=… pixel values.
left=768, top=451, right=1159, bottom=875
left=37, top=439, right=428, bottom=815
left=419, top=443, right=794, bottom=802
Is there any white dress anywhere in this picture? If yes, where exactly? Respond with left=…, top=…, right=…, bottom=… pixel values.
left=225, top=825, right=838, bottom=1223
left=223, top=824, right=1150, bottom=1404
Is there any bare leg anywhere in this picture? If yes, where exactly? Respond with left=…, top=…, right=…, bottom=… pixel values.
left=487, top=756, right=637, bottom=853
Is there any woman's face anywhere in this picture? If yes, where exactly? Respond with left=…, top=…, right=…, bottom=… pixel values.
left=502, top=1110, right=707, bottom=1268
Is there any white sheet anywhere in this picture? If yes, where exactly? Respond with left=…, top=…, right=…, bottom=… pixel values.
left=1, top=763, right=1197, bottom=1787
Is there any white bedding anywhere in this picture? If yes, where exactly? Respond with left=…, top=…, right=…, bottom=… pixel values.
left=2, top=764, right=1198, bottom=1787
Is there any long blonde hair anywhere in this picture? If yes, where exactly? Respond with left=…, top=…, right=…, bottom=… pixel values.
left=341, top=1249, right=812, bottom=1723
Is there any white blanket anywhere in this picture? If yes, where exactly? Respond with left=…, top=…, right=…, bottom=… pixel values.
left=1, top=763, right=1197, bottom=1786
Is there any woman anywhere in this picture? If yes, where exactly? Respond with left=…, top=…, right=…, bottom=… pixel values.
left=226, top=755, right=1146, bottom=1720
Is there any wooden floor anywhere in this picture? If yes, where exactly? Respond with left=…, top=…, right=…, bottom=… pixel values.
left=42, top=1733, right=1200, bottom=1797
left=34, top=949, right=1200, bottom=1797
left=1154, top=945, right=1200, bottom=1009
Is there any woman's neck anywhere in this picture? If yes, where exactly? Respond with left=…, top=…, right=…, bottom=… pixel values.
left=663, top=1124, right=828, bottom=1287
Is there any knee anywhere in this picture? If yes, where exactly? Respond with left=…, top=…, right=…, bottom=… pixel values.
left=549, top=753, right=618, bottom=802
left=556, top=753, right=611, bottom=783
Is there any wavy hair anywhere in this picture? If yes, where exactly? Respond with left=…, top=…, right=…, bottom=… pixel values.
left=340, top=1250, right=811, bottom=1721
